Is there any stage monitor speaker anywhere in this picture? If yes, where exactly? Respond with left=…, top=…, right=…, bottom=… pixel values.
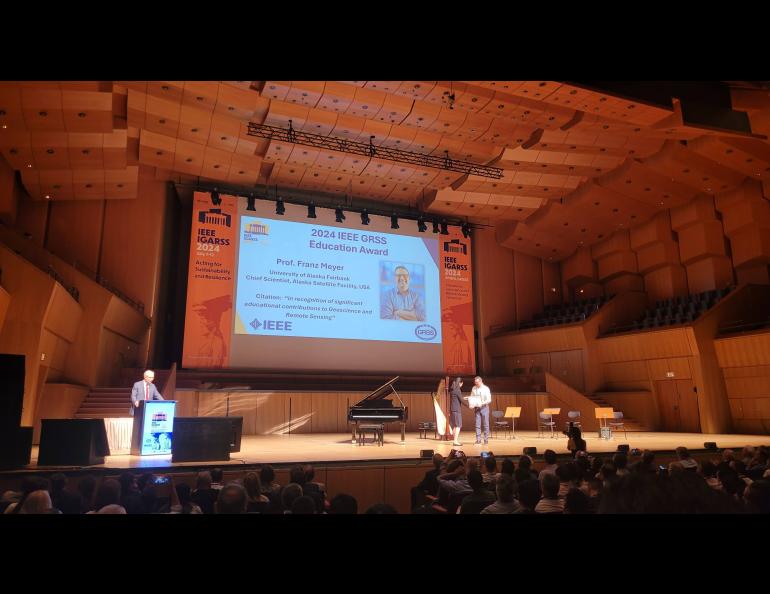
left=420, top=449, right=434, bottom=459
left=523, top=447, right=537, bottom=456
left=172, top=417, right=231, bottom=463
left=617, top=444, right=630, bottom=454
left=0, top=354, right=25, bottom=428
left=228, top=416, right=243, bottom=452
left=38, top=419, right=109, bottom=466
left=704, top=442, right=718, bottom=450
left=0, top=427, right=33, bottom=468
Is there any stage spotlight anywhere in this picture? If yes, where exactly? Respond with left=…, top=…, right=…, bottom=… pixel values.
left=335, top=207, right=346, bottom=223
left=275, top=198, right=285, bottom=215
left=361, top=210, right=370, bottom=225
left=417, top=217, right=427, bottom=233
left=211, top=188, right=221, bottom=205
left=307, top=202, right=317, bottom=219
left=246, top=193, right=256, bottom=211
left=461, top=223, right=470, bottom=238
left=390, top=214, right=399, bottom=229
left=440, top=221, right=449, bottom=235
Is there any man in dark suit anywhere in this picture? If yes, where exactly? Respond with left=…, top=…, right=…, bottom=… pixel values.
left=130, top=370, right=163, bottom=415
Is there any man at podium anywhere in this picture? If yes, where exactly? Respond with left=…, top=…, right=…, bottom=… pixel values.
left=130, top=370, right=164, bottom=416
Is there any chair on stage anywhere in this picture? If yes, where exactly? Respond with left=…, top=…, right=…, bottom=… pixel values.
left=594, top=407, right=615, bottom=439
left=504, top=406, right=522, bottom=439
left=609, top=411, right=627, bottom=440
left=491, top=410, right=511, bottom=439
left=567, top=411, right=582, bottom=431
left=538, top=408, right=560, bottom=438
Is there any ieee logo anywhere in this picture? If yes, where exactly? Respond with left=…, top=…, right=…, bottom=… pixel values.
left=415, top=324, right=437, bottom=341
left=251, top=318, right=293, bottom=332
left=443, top=239, right=467, bottom=255
left=198, top=208, right=232, bottom=228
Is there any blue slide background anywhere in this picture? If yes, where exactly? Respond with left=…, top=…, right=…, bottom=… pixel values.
left=235, top=215, right=442, bottom=344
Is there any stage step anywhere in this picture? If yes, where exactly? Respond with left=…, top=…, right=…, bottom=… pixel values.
left=74, top=386, right=131, bottom=419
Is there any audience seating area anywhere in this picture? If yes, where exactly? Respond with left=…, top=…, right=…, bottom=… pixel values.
left=3, top=443, right=769, bottom=514
left=518, top=295, right=611, bottom=330
left=607, top=286, right=733, bottom=334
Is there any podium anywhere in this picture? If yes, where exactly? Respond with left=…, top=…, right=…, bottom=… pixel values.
left=39, top=419, right=109, bottom=466
left=130, top=400, right=176, bottom=456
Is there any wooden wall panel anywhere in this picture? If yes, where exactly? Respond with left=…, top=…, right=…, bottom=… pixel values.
left=45, top=200, right=104, bottom=274
left=385, top=465, right=428, bottom=514
left=549, top=349, right=584, bottom=392
left=514, top=250, right=543, bottom=324
left=310, top=392, right=339, bottom=433
left=715, top=332, right=770, bottom=367
left=325, top=467, right=385, bottom=513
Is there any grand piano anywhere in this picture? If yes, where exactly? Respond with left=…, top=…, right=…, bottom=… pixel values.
left=348, top=376, right=408, bottom=444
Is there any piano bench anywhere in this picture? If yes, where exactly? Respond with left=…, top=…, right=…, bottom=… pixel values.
left=418, top=421, right=437, bottom=439
left=357, top=423, right=384, bottom=446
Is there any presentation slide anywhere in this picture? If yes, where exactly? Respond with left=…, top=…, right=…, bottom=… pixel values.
left=233, top=216, right=442, bottom=345
left=182, top=191, right=476, bottom=375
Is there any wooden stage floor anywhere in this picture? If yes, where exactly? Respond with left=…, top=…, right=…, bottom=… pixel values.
left=23, top=430, right=770, bottom=471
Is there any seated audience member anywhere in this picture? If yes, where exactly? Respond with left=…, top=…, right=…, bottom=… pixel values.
left=20, top=490, right=56, bottom=514
left=740, top=446, right=755, bottom=466
left=329, top=493, right=358, bottom=514
left=259, top=464, right=282, bottom=502
left=631, top=450, right=657, bottom=475
left=744, top=480, right=770, bottom=514
left=613, top=452, right=630, bottom=476
left=700, top=461, right=722, bottom=490
left=538, top=450, right=559, bottom=480
left=280, top=483, right=303, bottom=513
left=5, top=476, right=50, bottom=514
left=243, top=472, right=271, bottom=512
left=535, top=473, right=564, bottom=513
left=481, top=455, right=499, bottom=490
left=302, top=464, right=328, bottom=512
left=169, top=482, right=202, bottom=514
left=564, top=487, right=592, bottom=514
left=668, top=461, right=686, bottom=476
left=514, top=479, right=541, bottom=514
left=210, top=468, right=225, bottom=491
left=747, top=449, right=768, bottom=480
left=481, top=474, right=521, bottom=514
left=49, top=473, right=81, bottom=515
left=216, top=483, right=247, bottom=514
left=118, top=472, right=144, bottom=515
left=676, top=447, right=698, bottom=471
left=288, top=464, right=324, bottom=513
left=459, top=470, right=496, bottom=514
left=585, top=478, right=603, bottom=512
left=191, top=471, right=218, bottom=515
left=291, top=495, right=317, bottom=514
left=88, top=479, right=126, bottom=514
left=589, top=456, right=605, bottom=479
left=411, top=453, right=444, bottom=509
left=599, top=463, right=618, bottom=486
left=437, top=459, right=472, bottom=497
left=721, top=449, right=735, bottom=464
left=365, top=503, right=398, bottom=514
left=515, top=456, right=537, bottom=483
left=78, top=474, right=97, bottom=514
left=500, top=458, right=516, bottom=479
left=556, top=463, right=578, bottom=499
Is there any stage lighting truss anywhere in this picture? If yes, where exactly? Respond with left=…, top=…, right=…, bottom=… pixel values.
left=247, top=121, right=504, bottom=180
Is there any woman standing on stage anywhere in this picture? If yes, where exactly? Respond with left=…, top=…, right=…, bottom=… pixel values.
left=450, top=377, right=465, bottom=446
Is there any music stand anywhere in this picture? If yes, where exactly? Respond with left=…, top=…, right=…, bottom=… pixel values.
left=504, top=406, right=522, bottom=439
left=594, top=407, right=614, bottom=439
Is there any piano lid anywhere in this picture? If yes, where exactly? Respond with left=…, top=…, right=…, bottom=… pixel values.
left=352, top=376, right=403, bottom=408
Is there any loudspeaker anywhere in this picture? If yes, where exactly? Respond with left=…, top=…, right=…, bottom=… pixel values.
left=704, top=442, right=718, bottom=450
left=523, top=447, right=537, bottom=456
left=420, top=449, right=434, bottom=459
left=172, top=417, right=231, bottom=463
left=0, top=427, right=33, bottom=468
left=38, top=419, right=109, bottom=466
left=617, top=444, right=630, bottom=454
left=0, top=354, right=25, bottom=428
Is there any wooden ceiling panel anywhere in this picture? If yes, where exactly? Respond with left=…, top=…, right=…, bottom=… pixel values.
left=284, top=81, right=325, bottom=109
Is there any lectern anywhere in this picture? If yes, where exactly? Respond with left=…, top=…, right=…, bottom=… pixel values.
left=130, top=400, right=176, bottom=456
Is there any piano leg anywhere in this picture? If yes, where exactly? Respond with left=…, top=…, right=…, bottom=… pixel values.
left=400, top=422, right=405, bottom=444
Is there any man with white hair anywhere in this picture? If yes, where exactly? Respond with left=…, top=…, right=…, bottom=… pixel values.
left=130, top=369, right=164, bottom=416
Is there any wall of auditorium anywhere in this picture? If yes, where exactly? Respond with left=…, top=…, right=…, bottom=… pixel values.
left=560, top=181, right=770, bottom=305
left=715, top=330, right=770, bottom=434
left=475, top=226, right=563, bottom=374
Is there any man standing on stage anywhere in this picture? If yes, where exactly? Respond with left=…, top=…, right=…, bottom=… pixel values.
left=466, top=376, right=491, bottom=445
left=130, top=369, right=164, bottom=416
